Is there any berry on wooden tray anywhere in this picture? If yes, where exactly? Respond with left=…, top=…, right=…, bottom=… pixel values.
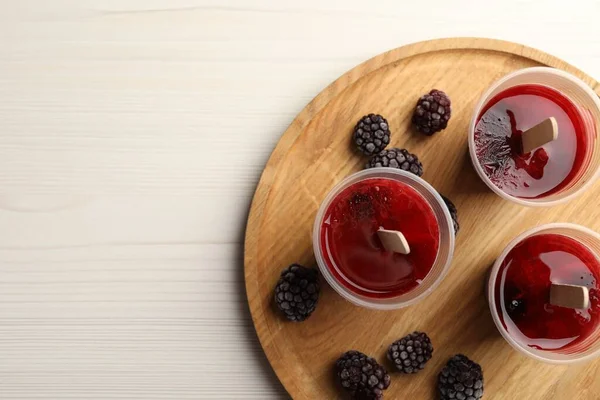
left=438, top=354, right=484, bottom=400
left=336, top=350, right=391, bottom=399
left=413, top=89, right=452, bottom=135
left=353, top=114, right=391, bottom=155
left=274, top=264, right=320, bottom=322
left=365, top=148, right=424, bottom=177
left=387, top=331, right=433, bottom=374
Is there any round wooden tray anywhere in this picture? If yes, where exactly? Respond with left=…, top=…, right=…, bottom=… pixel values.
left=244, top=38, right=600, bottom=399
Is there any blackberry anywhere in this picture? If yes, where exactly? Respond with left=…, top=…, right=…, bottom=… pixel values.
left=440, top=195, right=459, bottom=234
left=274, top=264, right=319, bottom=322
left=353, top=114, right=391, bottom=155
left=412, top=89, right=452, bottom=135
left=336, top=350, right=391, bottom=400
left=365, top=148, right=423, bottom=177
left=438, top=354, right=484, bottom=400
left=387, top=331, right=433, bottom=374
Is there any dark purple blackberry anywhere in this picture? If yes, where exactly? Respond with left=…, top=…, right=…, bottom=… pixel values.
left=440, top=195, right=459, bottom=235
left=387, top=331, right=433, bottom=374
left=274, top=264, right=319, bottom=322
left=438, top=354, right=484, bottom=400
left=365, top=148, right=423, bottom=177
left=412, top=89, right=451, bottom=135
left=353, top=114, right=391, bottom=155
left=336, top=350, right=391, bottom=400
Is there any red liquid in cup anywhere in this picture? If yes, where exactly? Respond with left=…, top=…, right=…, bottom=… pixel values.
left=474, top=84, right=588, bottom=199
left=494, top=234, right=600, bottom=351
left=319, top=178, right=440, bottom=298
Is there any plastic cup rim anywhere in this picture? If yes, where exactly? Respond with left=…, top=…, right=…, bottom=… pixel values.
left=467, top=66, right=600, bottom=207
left=312, top=168, right=455, bottom=310
left=487, top=222, right=600, bottom=364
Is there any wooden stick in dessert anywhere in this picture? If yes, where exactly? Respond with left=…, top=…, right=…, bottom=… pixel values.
left=549, top=283, right=589, bottom=309
left=377, top=228, right=410, bottom=255
left=520, top=117, right=558, bottom=154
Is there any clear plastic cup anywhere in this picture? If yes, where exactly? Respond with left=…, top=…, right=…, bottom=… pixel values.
left=488, top=223, right=600, bottom=363
left=468, top=67, right=600, bottom=207
left=312, top=168, right=455, bottom=310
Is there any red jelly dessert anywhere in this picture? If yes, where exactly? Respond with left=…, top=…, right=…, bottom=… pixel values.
left=494, top=234, right=600, bottom=351
left=474, top=84, right=588, bottom=199
left=319, top=178, right=440, bottom=298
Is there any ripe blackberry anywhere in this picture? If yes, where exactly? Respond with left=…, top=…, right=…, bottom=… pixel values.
left=438, top=354, right=484, bottom=400
left=387, top=331, right=433, bottom=374
left=274, top=264, right=319, bottom=322
left=365, top=148, right=423, bottom=177
left=336, top=350, right=391, bottom=400
left=353, top=114, right=391, bottom=155
left=440, top=194, right=459, bottom=234
left=412, top=89, right=451, bottom=135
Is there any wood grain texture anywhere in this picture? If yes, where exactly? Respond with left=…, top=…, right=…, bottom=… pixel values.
left=1, top=0, right=600, bottom=399
left=245, top=38, right=600, bottom=399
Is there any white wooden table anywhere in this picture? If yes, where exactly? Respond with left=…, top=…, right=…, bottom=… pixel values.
left=1, top=1, right=599, bottom=398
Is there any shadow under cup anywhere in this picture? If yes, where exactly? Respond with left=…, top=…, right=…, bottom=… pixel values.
left=468, top=67, right=600, bottom=206
left=488, top=223, right=600, bottom=363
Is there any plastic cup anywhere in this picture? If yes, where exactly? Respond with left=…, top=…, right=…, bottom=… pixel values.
left=468, top=67, right=600, bottom=207
left=488, top=223, right=600, bottom=363
left=312, top=168, right=455, bottom=310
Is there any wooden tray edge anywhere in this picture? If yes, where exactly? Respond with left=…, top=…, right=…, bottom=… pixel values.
left=243, top=37, right=600, bottom=397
